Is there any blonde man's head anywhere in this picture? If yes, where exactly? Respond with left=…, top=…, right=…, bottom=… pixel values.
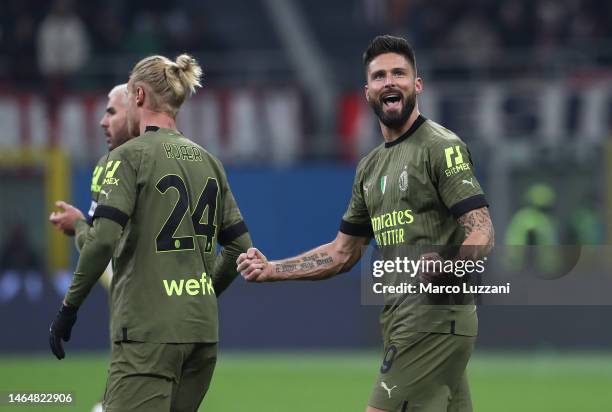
left=129, top=54, right=202, bottom=117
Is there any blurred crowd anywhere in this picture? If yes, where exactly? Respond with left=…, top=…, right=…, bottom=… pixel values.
left=1, top=0, right=611, bottom=90
left=355, top=0, right=612, bottom=81
left=363, top=0, right=612, bottom=51
left=0, top=0, right=217, bottom=90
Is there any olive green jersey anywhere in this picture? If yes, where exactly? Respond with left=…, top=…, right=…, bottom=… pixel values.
left=91, top=126, right=248, bottom=343
left=341, top=115, right=488, bottom=340
left=75, top=155, right=111, bottom=251
left=87, top=155, right=110, bottom=224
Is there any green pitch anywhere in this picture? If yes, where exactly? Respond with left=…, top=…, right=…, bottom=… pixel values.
left=1, top=351, right=611, bottom=411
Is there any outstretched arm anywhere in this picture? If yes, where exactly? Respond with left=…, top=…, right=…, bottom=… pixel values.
left=237, top=232, right=369, bottom=282
left=211, top=232, right=252, bottom=296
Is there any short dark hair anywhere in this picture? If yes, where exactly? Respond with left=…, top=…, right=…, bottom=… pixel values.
left=363, top=35, right=417, bottom=74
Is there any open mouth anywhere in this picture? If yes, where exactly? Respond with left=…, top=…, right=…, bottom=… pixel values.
left=381, top=93, right=402, bottom=110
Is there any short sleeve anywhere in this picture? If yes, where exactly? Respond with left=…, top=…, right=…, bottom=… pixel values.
left=92, top=148, right=138, bottom=228
left=430, top=139, right=489, bottom=218
left=340, top=160, right=373, bottom=238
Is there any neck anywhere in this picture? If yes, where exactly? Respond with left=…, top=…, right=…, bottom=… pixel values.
left=380, top=108, right=420, bottom=143
left=139, top=110, right=177, bottom=135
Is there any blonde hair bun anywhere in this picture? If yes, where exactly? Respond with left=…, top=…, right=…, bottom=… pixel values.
left=130, top=54, right=203, bottom=116
left=174, top=54, right=202, bottom=95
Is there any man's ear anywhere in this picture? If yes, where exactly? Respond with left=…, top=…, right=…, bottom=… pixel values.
left=364, top=84, right=369, bottom=102
left=136, top=86, right=145, bottom=107
left=415, top=77, right=424, bottom=95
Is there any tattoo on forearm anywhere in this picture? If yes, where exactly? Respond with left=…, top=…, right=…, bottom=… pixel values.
left=275, top=253, right=334, bottom=273
left=458, top=207, right=494, bottom=243
left=316, top=256, right=333, bottom=265
left=276, top=264, right=298, bottom=273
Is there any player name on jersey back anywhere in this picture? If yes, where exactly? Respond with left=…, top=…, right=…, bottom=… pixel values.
left=163, top=142, right=204, bottom=162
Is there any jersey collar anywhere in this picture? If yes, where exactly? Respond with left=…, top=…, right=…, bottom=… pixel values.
left=145, top=125, right=160, bottom=132
left=384, top=115, right=426, bottom=148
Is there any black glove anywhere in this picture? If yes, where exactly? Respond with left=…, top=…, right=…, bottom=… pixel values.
left=49, top=304, right=78, bottom=360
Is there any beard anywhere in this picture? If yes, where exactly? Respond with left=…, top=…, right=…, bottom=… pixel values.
left=368, top=90, right=416, bottom=130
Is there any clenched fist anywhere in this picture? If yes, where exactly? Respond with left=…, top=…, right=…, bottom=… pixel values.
left=236, top=247, right=274, bottom=282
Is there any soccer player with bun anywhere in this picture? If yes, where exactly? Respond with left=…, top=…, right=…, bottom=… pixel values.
left=49, top=83, right=131, bottom=290
left=49, top=54, right=252, bottom=411
left=237, top=35, right=494, bottom=412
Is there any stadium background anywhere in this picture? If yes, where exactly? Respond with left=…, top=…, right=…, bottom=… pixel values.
left=1, top=0, right=612, bottom=410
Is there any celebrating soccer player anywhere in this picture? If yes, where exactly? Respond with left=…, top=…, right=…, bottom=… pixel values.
left=49, top=54, right=252, bottom=411
left=237, top=35, right=494, bottom=412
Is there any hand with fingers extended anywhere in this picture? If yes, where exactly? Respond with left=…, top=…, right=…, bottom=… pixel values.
left=49, top=201, right=85, bottom=236
left=236, top=247, right=274, bottom=282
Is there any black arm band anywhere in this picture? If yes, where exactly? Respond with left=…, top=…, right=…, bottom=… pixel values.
left=218, top=221, right=249, bottom=246
left=449, top=194, right=489, bottom=219
left=339, top=219, right=374, bottom=238
left=93, top=205, right=129, bottom=228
